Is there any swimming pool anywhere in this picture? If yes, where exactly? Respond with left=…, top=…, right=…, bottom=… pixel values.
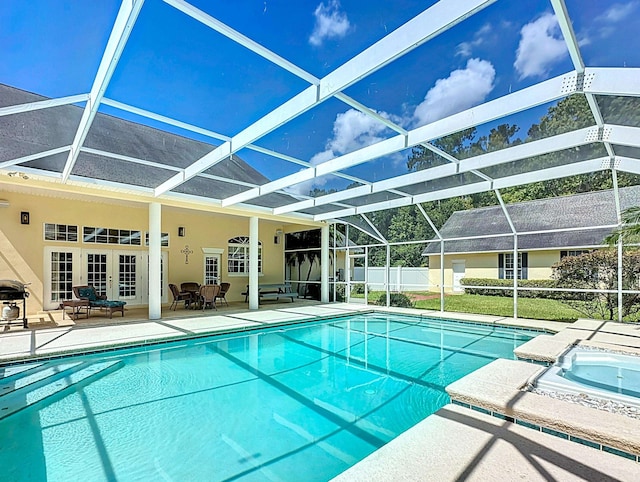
left=0, top=313, right=538, bottom=481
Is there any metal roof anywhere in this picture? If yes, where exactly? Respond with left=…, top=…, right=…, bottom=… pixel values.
left=1, top=0, right=639, bottom=228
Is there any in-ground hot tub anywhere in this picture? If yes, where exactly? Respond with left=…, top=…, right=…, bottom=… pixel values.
left=535, top=346, right=640, bottom=408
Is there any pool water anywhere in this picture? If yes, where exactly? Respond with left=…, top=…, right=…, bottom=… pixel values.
left=536, top=347, right=640, bottom=407
left=0, top=314, right=537, bottom=481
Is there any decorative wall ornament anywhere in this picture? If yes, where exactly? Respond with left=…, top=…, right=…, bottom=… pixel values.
left=181, top=244, right=193, bottom=264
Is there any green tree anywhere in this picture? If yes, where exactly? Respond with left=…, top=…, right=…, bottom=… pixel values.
left=552, top=250, right=640, bottom=320
left=604, top=206, right=640, bottom=245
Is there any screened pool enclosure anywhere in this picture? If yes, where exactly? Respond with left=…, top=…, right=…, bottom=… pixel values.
left=1, top=0, right=640, bottom=320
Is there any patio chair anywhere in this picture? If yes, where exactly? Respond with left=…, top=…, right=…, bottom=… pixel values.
left=72, top=285, right=126, bottom=319
left=215, top=282, right=230, bottom=306
left=169, top=283, right=193, bottom=310
left=199, top=284, right=220, bottom=310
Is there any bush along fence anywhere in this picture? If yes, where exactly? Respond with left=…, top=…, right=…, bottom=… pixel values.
left=459, top=278, right=585, bottom=301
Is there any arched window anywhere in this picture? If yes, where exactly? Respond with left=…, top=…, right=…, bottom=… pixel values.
left=228, top=236, right=262, bottom=275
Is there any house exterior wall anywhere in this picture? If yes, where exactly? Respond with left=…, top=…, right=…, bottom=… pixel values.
left=428, top=250, right=563, bottom=293
left=0, top=190, right=298, bottom=313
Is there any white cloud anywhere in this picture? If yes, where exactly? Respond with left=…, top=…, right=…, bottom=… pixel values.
left=289, top=109, right=394, bottom=195
left=514, top=13, right=568, bottom=80
left=309, top=0, right=351, bottom=46
left=598, top=2, right=638, bottom=23
left=456, top=23, right=492, bottom=58
left=413, top=58, right=496, bottom=126
left=310, top=109, right=395, bottom=166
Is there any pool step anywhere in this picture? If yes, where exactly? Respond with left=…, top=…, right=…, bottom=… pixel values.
left=0, top=361, right=84, bottom=396
left=0, top=362, right=45, bottom=381
left=0, top=359, right=123, bottom=420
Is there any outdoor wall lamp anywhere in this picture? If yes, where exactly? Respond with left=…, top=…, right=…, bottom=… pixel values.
left=20, top=212, right=29, bottom=225
left=274, top=229, right=283, bottom=244
left=178, top=226, right=186, bottom=237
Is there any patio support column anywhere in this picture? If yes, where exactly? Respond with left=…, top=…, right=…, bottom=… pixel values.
left=345, top=224, right=350, bottom=302
left=612, top=169, right=623, bottom=322
left=513, top=234, right=518, bottom=320
left=386, top=243, right=391, bottom=307
left=440, top=240, right=445, bottom=312
left=321, top=224, right=329, bottom=303
left=148, top=202, right=162, bottom=320
left=249, top=217, right=260, bottom=310
left=496, top=190, right=518, bottom=319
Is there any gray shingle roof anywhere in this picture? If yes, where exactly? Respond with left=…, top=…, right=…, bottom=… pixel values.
left=423, top=186, right=640, bottom=254
left=0, top=83, right=298, bottom=206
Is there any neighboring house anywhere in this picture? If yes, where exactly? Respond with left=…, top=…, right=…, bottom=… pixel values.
left=0, top=84, right=320, bottom=313
left=422, top=186, right=640, bottom=293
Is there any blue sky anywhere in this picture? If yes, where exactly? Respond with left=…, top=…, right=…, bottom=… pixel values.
left=1, top=0, right=639, bottom=195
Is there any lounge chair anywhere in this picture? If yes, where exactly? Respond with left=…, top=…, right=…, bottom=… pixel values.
left=72, top=285, right=126, bottom=319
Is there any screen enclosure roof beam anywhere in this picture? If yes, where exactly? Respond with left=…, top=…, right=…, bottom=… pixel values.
left=154, top=0, right=497, bottom=197
left=61, top=0, right=145, bottom=182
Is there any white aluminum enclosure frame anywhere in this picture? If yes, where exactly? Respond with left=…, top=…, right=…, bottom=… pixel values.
left=2, top=0, right=640, bottom=318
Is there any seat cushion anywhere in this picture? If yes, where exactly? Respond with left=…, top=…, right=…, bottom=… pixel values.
left=91, top=300, right=126, bottom=308
left=78, top=287, right=97, bottom=301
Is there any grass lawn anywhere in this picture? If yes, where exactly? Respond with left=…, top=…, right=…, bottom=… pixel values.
left=412, top=293, right=582, bottom=323
left=358, top=291, right=583, bottom=322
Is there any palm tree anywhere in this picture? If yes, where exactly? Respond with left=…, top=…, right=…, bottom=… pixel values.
left=605, top=206, right=640, bottom=245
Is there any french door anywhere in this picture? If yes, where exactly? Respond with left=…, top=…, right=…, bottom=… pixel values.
left=84, top=250, right=142, bottom=303
left=44, top=248, right=167, bottom=310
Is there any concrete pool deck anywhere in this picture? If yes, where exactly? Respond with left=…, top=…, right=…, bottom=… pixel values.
left=1, top=304, right=639, bottom=480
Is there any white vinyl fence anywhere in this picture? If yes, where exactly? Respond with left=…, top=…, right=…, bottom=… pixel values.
left=352, top=266, right=430, bottom=292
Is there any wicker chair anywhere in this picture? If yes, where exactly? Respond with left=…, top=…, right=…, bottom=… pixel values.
left=199, top=284, right=221, bottom=310
left=215, top=282, right=230, bottom=306
left=169, top=283, right=192, bottom=310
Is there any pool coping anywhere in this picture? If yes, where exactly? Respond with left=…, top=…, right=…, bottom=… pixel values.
left=0, top=304, right=562, bottom=365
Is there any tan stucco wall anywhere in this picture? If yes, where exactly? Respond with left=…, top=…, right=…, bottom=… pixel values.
left=528, top=250, right=559, bottom=279
left=428, top=250, right=564, bottom=293
left=0, top=190, right=315, bottom=313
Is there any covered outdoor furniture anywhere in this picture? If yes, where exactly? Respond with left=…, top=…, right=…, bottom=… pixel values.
left=215, top=282, right=230, bottom=306
left=242, top=283, right=299, bottom=303
left=72, top=285, right=126, bottom=319
left=198, top=284, right=220, bottom=310
left=169, top=283, right=193, bottom=310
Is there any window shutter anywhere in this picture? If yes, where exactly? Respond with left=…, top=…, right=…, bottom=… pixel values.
left=498, top=254, right=504, bottom=279
left=521, top=252, right=528, bottom=280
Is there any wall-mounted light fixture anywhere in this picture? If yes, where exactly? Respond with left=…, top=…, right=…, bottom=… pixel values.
left=178, top=226, right=186, bottom=237
left=274, top=229, right=283, bottom=244
left=20, top=212, right=30, bottom=225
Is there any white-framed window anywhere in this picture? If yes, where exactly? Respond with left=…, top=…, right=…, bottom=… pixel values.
left=560, top=250, right=590, bottom=259
left=44, top=223, right=78, bottom=242
left=144, top=232, right=169, bottom=247
left=227, top=236, right=262, bottom=276
left=83, top=227, right=142, bottom=245
left=202, top=248, right=224, bottom=284
left=499, top=252, right=528, bottom=280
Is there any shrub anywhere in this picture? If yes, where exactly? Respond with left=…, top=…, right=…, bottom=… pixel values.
left=374, top=292, right=413, bottom=308
left=552, top=249, right=640, bottom=320
left=459, top=278, right=583, bottom=301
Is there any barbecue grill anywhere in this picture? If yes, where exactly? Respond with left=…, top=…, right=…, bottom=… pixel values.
left=0, top=279, right=29, bottom=328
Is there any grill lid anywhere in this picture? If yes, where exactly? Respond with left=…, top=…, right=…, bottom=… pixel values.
left=0, top=280, right=29, bottom=300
